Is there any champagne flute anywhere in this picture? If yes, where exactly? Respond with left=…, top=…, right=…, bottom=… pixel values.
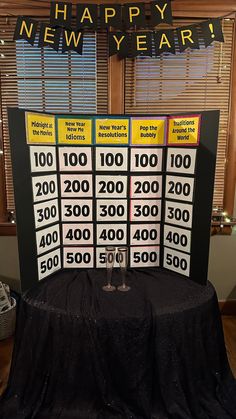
left=102, top=246, right=116, bottom=292
left=117, top=247, right=130, bottom=292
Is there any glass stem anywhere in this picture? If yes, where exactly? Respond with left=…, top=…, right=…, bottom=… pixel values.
left=122, top=270, right=126, bottom=288
left=107, top=269, right=112, bottom=288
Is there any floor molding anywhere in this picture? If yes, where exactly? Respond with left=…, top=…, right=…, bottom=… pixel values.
left=219, top=300, right=236, bottom=316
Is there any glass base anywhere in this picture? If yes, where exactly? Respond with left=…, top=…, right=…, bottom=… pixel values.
left=102, top=284, right=116, bottom=292
left=117, top=284, right=130, bottom=292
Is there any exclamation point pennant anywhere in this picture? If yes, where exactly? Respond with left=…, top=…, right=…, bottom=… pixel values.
left=200, top=18, right=224, bottom=47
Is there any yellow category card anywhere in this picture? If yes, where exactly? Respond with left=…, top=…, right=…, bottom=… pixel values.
left=96, top=118, right=129, bottom=144
left=26, top=113, right=56, bottom=144
left=131, top=118, right=166, bottom=145
left=57, top=118, right=92, bottom=144
left=168, top=115, right=201, bottom=145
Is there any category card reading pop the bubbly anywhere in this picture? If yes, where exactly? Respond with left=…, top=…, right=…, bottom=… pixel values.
left=60, top=174, right=93, bottom=198
left=62, top=224, right=94, bottom=245
left=166, top=148, right=197, bottom=174
left=96, top=118, right=129, bottom=145
left=37, top=247, right=61, bottom=280
left=58, top=147, right=92, bottom=171
left=130, top=148, right=163, bottom=172
left=96, top=199, right=128, bottom=222
left=96, top=147, right=128, bottom=171
left=61, top=199, right=93, bottom=222
left=130, top=246, right=160, bottom=268
left=130, top=199, right=162, bottom=222
left=26, top=113, right=56, bottom=144
left=167, top=115, right=201, bottom=146
left=130, top=175, right=162, bottom=199
left=57, top=118, right=92, bottom=144
left=165, top=175, right=195, bottom=203
left=131, top=117, right=166, bottom=145
left=34, top=199, right=59, bottom=229
left=32, top=174, right=58, bottom=203
left=63, top=247, right=94, bottom=268
left=30, top=146, right=57, bottom=172
left=96, top=175, right=127, bottom=198
left=163, top=247, right=190, bottom=276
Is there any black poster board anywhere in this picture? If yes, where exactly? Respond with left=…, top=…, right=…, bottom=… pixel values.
left=8, top=109, right=219, bottom=291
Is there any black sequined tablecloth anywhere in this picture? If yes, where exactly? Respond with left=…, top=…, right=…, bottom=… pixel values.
left=0, top=268, right=236, bottom=419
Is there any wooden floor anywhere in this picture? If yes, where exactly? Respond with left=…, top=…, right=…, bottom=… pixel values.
left=222, top=316, right=236, bottom=377
left=0, top=316, right=235, bottom=396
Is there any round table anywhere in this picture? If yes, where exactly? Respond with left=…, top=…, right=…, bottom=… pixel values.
left=0, top=268, right=236, bottom=419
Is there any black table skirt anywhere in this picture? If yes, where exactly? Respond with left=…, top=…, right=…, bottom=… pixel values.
left=0, top=268, right=236, bottom=419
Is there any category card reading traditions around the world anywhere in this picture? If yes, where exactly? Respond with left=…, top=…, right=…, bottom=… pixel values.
left=167, top=115, right=201, bottom=146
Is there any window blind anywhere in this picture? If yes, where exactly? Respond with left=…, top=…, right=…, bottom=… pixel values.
left=125, top=19, right=234, bottom=209
left=0, top=17, right=108, bottom=212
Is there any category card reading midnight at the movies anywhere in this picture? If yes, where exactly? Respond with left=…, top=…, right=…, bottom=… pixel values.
left=9, top=108, right=219, bottom=288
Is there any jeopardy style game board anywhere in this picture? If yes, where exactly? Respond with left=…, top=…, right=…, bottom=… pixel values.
left=8, top=109, right=219, bottom=291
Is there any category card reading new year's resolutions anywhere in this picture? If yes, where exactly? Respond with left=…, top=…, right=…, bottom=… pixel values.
left=167, top=115, right=200, bottom=146
left=96, top=118, right=129, bottom=145
left=57, top=118, right=92, bottom=144
left=26, top=112, right=56, bottom=144
left=131, top=117, right=166, bottom=145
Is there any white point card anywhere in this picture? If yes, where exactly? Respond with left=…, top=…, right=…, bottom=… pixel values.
left=58, top=147, right=92, bottom=171
left=30, top=146, right=57, bottom=173
left=130, top=148, right=163, bottom=172
left=63, top=247, right=94, bottom=268
left=130, top=175, right=162, bottom=198
left=36, top=224, right=60, bottom=255
left=37, top=247, right=61, bottom=281
left=166, top=148, right=197, bottom=175
left=60, top=174, right=93, bottom=198
left=32, top=174, right=58, bottom=203
left=163, top=247, right=190, bottom=276
left=165, top=175, right=195, bottom=202
left=34, top=199, right=59, bottom=229
left=130, top=246, right=160, bottom=268
left=96, top=147, right=128, bottom=171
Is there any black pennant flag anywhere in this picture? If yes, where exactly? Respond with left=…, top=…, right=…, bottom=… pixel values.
left=108, top=32, right=130, bottom=57
left=62, top=30, right=83, bottom=54
left=14, top=17, right=38, bottom=46
left=154, top=30, right=175, bottom=55
left=100, top=5, right=122, bottom=29
left=177, top=25, right=199, bottom=52
left=150, top=0, right=173, bottom=27
left=38, top=23, right=61, bottom=52
left=200, top=19, right=224, bottom=47
left=50, top=2, right=72, bottom=28
left=131, top=32, right=152, bottom=57
left=76, top=4, right=98, bottom=29
left=123, top=3, right=146, bottom=28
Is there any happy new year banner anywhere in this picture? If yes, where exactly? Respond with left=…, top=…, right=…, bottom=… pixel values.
left=13, top=1, right=224, bottom=57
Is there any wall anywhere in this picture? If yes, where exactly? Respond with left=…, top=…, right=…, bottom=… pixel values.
left=209, top=231, right=236, bottom=299
left=0, top=236, right=20, bottom=292
left=0, top=231, right=236, bottom=300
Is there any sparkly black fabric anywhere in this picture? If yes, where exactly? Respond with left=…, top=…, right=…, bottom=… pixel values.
left=0, top=268, right=236, bottom=419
